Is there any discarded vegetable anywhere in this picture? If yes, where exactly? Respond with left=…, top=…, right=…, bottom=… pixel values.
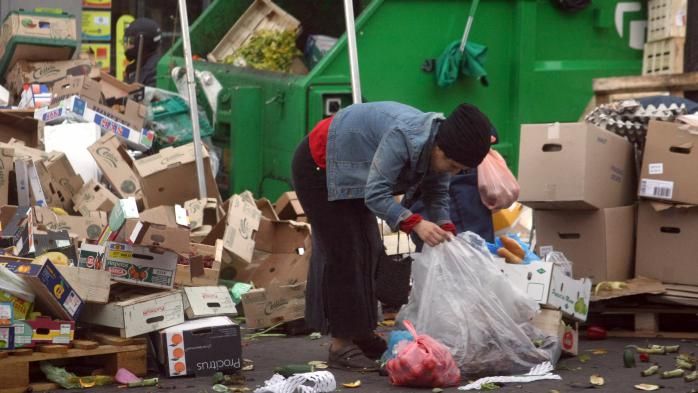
left=586, top=325, right=608, bottom=340
left=685, top=370, right=698, bottom=382
left=590, top=374, right=605, bottom=386
left=594, top=281, right=628, bottom=295
left=676, top=357, right=695, bottom=371
left=665, top=345, right=680, bottom=353
left=624, top=348, right=636, bottom=368
left=342, top=380, right=362, bottom=388
left=634, top=384, right=660, bottom=391
left=641, top=364, right=660, bottom=377
left=660, top=368, right=684, bottom=379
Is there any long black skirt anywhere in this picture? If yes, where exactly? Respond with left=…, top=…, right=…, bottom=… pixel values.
left=291, top=137, right=381, bottom=338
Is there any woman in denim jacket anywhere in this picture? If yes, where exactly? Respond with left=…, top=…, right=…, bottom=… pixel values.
left=291, top=101, right=492, bottom=371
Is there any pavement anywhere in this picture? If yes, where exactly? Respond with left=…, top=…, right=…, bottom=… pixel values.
left=70, top=329, right=698, bottom=393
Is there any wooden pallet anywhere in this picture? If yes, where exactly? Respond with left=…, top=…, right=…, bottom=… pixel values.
left=586, top=306, right=698, bottom=339
left=592, top=71, right=698, bottom=104
left=0, top=339, right=147, bottom=393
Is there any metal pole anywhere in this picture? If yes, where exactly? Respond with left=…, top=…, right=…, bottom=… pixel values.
left=177, top=0, right=207, bottom=199
left=459, top=0, right=480, bottom=53
left=343, top=0, right=362, bottom=104
left=134, top=34, right=144, bottom=83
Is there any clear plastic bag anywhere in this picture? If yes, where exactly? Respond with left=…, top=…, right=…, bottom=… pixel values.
left=397, top=232, right=560, bottom=378
left=386, top=320, right=461, bottom=388
left=477, top=149, right=520, bottom=210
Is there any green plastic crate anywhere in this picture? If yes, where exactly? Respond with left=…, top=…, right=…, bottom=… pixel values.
left=0, top=10, right=79, bottom=81
left=150, top=96, right=215, bottom=148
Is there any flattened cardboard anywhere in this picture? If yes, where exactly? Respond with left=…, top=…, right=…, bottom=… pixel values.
left=159, top=316, right=241, bottom=377
left=0, top=112, right=43, bottom=148
left=534, top=206, right=636, bottom=283
left=88, top=133, right=143, bottom=199
left=176, top=241, right=223, bottom=287
left=72, top=179, right=119, bottom=216
left=54, top=265, right=111, bottom=304
left=636, top=202, right=698, bottom=285
left=241, top=282, right=306, bottom=329
left=183, top=286, right=237, bottom=319
left=591, top=276, right=666, bottom=302
left=32, top=206, right=106, bottom=241
left=274, top=191, right=304, bottom=220
left=639, top=121, right=698, bottom=205
left=81, top=286, right=184, bottom=338
left=518, top=122, right=635, bottom=209
left=134, top=143, right=220, bottom=208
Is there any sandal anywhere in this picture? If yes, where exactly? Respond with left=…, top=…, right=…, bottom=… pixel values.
left=353, top=334, right=388, bottom=360
left=328, top=344, right=379, bottom=372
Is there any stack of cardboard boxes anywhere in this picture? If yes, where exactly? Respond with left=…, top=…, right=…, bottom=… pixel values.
left=518, top=122, right=637, bottom=284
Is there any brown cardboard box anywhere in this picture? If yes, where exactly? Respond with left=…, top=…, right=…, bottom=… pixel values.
left=0, top=112, right=43, bottom=148
left=36, top=152, right=84, bottom=212
left=72, top=180, right=119, bottom=216
left=535, top=205, right=635, bottom=282
left=5, top=59, right=97, bottom=101
left=54, top=265, right=111, bottom=304
left=0, top=13, right=78, bottom=76
left=241, top=283, right=306, bottom=330
left=256, top=198, right=279, bottom=221
left=98, top=71, right=144, bottom=104
left=184, top=198, right=219, bottom=230
left=135, top=143, right=220, bottom=208
left=636, top=202, right=698, bottom=285
left=532, top=309, right=578, bottom=356
left=117, top=207, right=191, bottom=255
left=2, top=140, right=49, bottom=161
left=639, top=121, right=698, bottom=205
left=33, top=206, right=106, bottom=241
left=87, top=133, right=143, bottom=200
left=219, top=194, right=261, bottom=279
left=274, top=191, right=305, bottom=221
left=176, top=241, right=223, bottom=287
left=0, top=146, right=13, bottom=206
left=518, top=122, right=635, bottom=209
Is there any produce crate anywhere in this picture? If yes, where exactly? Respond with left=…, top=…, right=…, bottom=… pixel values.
left=642, top=37, right=685, bottom=75
left=206, top=0, right=300, bottom=63
left=0, top=10, right=78, bottom=80
left=647, top=0, right=687, bottom=42
left=149, top=96, right=215, bottom=148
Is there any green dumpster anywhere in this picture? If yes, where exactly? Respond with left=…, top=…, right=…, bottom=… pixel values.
left=158, top=0, right=645, bottom=200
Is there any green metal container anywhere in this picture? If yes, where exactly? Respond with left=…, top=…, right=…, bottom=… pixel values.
left=158, top=0, right=646, bottom=200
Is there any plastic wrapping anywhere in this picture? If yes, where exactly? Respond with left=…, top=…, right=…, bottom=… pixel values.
left=397, top=232, right=560, bottom=378
left=477, top=149, right=520, bottom=210
left=386, top=320, right=461, bottom=388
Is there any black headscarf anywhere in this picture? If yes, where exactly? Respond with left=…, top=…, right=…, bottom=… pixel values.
left=436, top=104, right=492, bottom=168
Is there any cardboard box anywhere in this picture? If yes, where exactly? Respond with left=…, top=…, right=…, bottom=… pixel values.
left=636, top=202, right=698, bottom=285
left=72, top=180, right=119, bottom=216
left=116, top=206, right=191, bottom=255
left=81, top=43, right=110, bottom=72
left=496, top=259, right=592, bottom=322
left=32, top=230, right=78, bottom=265
left=218, top=195, right=262, bottom=278
left=33, top=206, right=107, bottom=242
left=176, top=242, right=223, bottom=287
left=0, top=290, right=32, bottom=321
left=183, top=286, right=237, bottom=319
left=98, top=71, right=144, bottom=105
left=5, top=59, right=97, bottom=100
left=241, top=283, right=306, bottom=329
left=13, top=320, right=32, bottom=348
left=0, top=326, right=16, bottom=349
left=0, top=112, right=43, bottom=148
left=0, top=146, right=13, bottom=206
left=27, top=317, right=74, bottom=345
left=256, top=198, right=279, bottom=221
left=135, top=143, right=220, bottom=208
left=0, top=84, right=8, bottom=106
left=103, top=242, right=178, bottom=289
left=36, top=152, right=84, bottom=212
left=159, top=316, right=241, bottom=377
left=97, top=198, right=139, bottom=245
left=0, top=206, right=33, bottom=256
left=518, top=122, right=635, bottom=209
left=532, top=309, right=579, bottom=356
left=34, top=95, right=154, bottom=151
left=18, top=84, right=51, bottom=109
left=185, top=198, right=219, bottom=230
left=81, top=286, right=184, bottom=337
left=534, top=206, right=635, bottom=283
left=3, top=260, right=83, bottom=321
left=639, top=121, right=698, bottom=205
left=54, top=265, right=110, bottom=304
left=88, top=133, right=143, bottom=200
left=274, top=191, right=305, bottom=221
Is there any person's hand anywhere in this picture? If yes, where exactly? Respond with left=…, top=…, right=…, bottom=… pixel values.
left=413, top=220, right=452, bottom=247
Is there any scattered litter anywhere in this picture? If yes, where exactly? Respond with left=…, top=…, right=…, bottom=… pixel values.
left=253, top=371, right=336, bottom=393
left=308, top=332, right=322, bottom=340
left=588, top=349, right=608, bottom=355
left=214, top=384, right=231, bottom=392
left=274, top=364, right=316, bottom=378
left=641, top=364, right=660, bottom=377
left=685, top=370, right=698, bottom=382
left=579, top=354, right=591, bottom=363
left=243, top=359, right=255, bottom=371
left=378, top=320, right=396, bottom=327
left=660, top=369, right=684, bottom=379
left=480, top=382, right=499, bottom=390
left=342, top=380, right=361, bottom=388
left=590, top=374, right=604, bottom=386
left=639, top=353, right=651, bottom=363
left=634, top=384, right=660, bottom=391
left=307, top=361, right=328, bottom=369
left=458, top=362, right=561, bottom=391
left=624, top=349, right=636, bottom=368
left=115, top=368, right=141, bottom=385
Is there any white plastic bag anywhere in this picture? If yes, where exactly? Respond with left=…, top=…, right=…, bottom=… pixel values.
left=477, top=149, right=520, bottom=210
left=397, top=232, right=559, bottom=378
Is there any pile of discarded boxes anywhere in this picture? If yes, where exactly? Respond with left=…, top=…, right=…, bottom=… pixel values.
left=0, top=9, right=313, bottom=380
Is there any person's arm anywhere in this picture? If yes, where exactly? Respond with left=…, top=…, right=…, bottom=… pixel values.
left=420, top=171, right=452, bottom=227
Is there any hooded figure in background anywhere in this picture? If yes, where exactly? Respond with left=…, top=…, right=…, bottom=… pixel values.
left=124, top=18, right=162, bottom=86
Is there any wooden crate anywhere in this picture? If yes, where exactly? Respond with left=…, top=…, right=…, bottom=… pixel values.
left=207, top=0, right=300, bottom=63
left=647, top=0, right=687, bottom=42
left=586, top=305, right=698, bottom=339
left=643, top=37, right=685, bottom=75
left=592, top=71, right=698, bottom=104
left=0, top=337, right=146, bottom=393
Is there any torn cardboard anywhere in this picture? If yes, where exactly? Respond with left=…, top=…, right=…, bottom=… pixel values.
left=36, top=152, right=84, bottom=212
left=5, top=59, right=97, bottom=102
left=274, top=191, right=305, bottom=221
left=176, top=241, right=223, bottom=287
left=32, top=206, right=106, bottom=241
left=219, top=194, right=261, bottom=279
left=54, top=265, right=110, bottom=304
left=0, top=112, right=43, bottom=148
left=72, top=180, right=119, bottom=216
left=88, top=132, right=142, bottom=199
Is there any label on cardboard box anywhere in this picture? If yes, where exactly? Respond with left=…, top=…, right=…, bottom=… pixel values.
left=648, top=163, right=664, bottom=175
left=104, top=242, right=177, bottom=289
left=184, top=286, right=237, bottom=319
left=639, top=179, right=674, bottom=200
left=241, top=283, right=306, bottom=329
left=0, top=302, right=13, bottom=325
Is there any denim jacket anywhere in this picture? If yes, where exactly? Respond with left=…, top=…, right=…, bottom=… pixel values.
left=326, top=102, right=451, bottom=230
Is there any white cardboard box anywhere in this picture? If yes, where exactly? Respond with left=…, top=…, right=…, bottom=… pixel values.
left=81, top=288, right=184, bottom=337
left=496, top=259, right=592, bottom=322
left=183, top=286, right=237, bottom=319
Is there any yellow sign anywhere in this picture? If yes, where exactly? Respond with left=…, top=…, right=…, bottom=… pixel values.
left=116, top=15, right=135, bottom=81
left=82, top=0, right=112, bottom=8
left=82, top=10, right=112, bottom=41
left=81, top=43, right=111, bottom=72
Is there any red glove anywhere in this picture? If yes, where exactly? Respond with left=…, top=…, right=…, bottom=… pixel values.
left=440, top=222, right=457, bottom=235
left=399, top=214, right=423, bottom=234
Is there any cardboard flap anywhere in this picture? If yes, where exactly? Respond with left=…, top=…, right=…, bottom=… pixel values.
left=650, top=201, right=696, bottom=212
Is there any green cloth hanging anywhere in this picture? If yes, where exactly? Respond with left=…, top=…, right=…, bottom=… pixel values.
left=435, top=40, right=488, bottom=87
